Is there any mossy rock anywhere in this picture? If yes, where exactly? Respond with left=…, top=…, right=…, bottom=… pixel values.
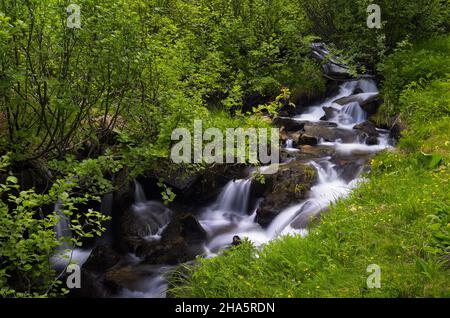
left=255, top=161, right=317, bottom=227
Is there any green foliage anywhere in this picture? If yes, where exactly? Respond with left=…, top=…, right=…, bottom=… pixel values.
left=157, top=178, right=176, bottom=206
left=0, top=154, right=109, bottom=297
left=171, top=152, right=450, bottom=298
left=301, top=0, right=449, bottom=69
left=0, top=0, right=324, bottom=164
left=169, top=35, right=450, bottom=298
left=379, top=35, right=450, bottom=116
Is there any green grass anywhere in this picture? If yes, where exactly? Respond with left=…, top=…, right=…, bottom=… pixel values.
left=171, top=151, right=450, bottom=297
left=169, top=36, right=450, bottom=298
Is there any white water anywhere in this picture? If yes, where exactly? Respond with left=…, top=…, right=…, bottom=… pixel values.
left=286, top=139, right=294, bottom=149
left=116, top=78, right=393, bottom=297
left=214, top=179, right=252, bottom=215
left=134, top=180, right=147, bottom=203
left=294, top=80, right=361, bottom=123
left=132, top=203, right=172, bottom=241
left=117, top=265, right=172, bottom=298
left=338, top=102, right=367, bottom=126
left=197, top=78, right=391, bottom=253
left=52, top=200, right=91, bottom=269
left=200, top=159, right=361, bottom=253
left=54, top=200, right=71, bottom=250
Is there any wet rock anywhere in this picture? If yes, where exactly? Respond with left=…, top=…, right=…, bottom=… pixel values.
left=334, top=93, right=382, bottom=114
left=232, top=235, right=242, bottom=246
left=299, top=134, right=319, bottom=146
left=310, top=43, right=353, bottom=80
left=103, top=265, right=158, bottom=292
left=280, top=129, right=301, bottom=146
left=365, top=135, right=379, bottom=146
left=353, top=87, right=364, bottom=95
left=320, top=106, right=338, bottom=121
left=389, top=115, right=406, bottom=140
left=185, top=164, right=250, bottom=205
left=291, top=204, right=329, bottom=229
left=279, top=145, right=336, bottom=163
left=163, top=213, right=207, bottom=244
left=272, top=117, right=305, bottom=132
left=255, top=161, right=317, bottom=227
left=333, top=159, right=364, bottom=183
left=78, top=244, right=125, bottom=297
left=138, top=214, right=207, bottom=265
left=299, top=145, right=336, bottom=158
left=353, top=121, right=379, bottom=137
left=120, top=201, right=173, bottom=252
left=303, top=124, right=362, bottom=143
left=83, top=244, right=124, bottom=272
left=111, top=168, right=134, bottom=251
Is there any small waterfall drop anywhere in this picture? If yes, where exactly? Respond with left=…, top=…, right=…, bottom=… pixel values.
left=338, top=101, right=367, bottom=125
left=215, top=179, right=252, bottom=215
left=52, top=200, right=91, bottom=269
left=54, top=200, right=71, bottom=250
left=116, top=75, right=392, bottom=299
left=134, top=180, right=147, bottom=204
left=356, top=78, right=378, bottom=93
left=266, top=160, right=350, bottom=238
left=132, top=181, right=172, bottom=240
left=286, top=139, right=294, bottom=149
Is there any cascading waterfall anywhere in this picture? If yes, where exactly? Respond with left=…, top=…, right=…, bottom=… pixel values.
left=338, top=102, right=367, bottom=125
left=134, top=180, right=147, bottom=204
left=119, top=77, right=394, bottom=298
left=54, top=200, right=71, bottom=250
left=202, top=159, right=360, bottom=252
left=215, top=179, right=252, bottom=215
left=51, top=200, right=90, bottom=269
left=285, top=139, right=294, bottom=149
left=132, top=180, right=172, bottom=240
left=356, top=78, right=378, bottom=93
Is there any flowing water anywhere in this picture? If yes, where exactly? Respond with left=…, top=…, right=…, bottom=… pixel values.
left=51, top=200, right=91, bottom=270
left=116, top=78, right=392, bottom=297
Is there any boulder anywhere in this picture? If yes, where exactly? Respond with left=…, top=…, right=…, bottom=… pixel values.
left=310, top=43, right=353, bottom=80
left=77, top=244, right=125, bottom=297
left=365, top=135, right=379, bottom=146
left=303, top=124, right=362, bottom=143
left=137, top=214, right=207, bottom=265
left=120, top=201, right=173, bottom=252
left=272, top=117, right=305, bottom=132
left=353, top=121, right=379, bottom=137
left=299, top=134, right=319, bottom=146
left=334, top=93, right=382, bottom=114
left=299, top=145, right=336, bottom=158
left=320, top=106, right=338, bottom=121
left=83, top=244, right=124, bottom=273
left=279, top=145, right=336, bottom=163
left=255, top=161, right=317, bottom=227
left=389, top=115, right=406, bottom=140
left=332, top=158, right=365, bottom=183
left=184, top=163, right=250, bottom=205
left=290, top=202, right=328, bottom=229
left=280, top=129, right=301, bottom=146
left=103, top=265, right=157, bottom=292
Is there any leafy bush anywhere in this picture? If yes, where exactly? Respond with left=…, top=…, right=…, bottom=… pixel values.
left=379, top=35, right=450, bottom=115
left=0, top=154, right=109, bottom=297
left=301, top=0, right=449, bottom=69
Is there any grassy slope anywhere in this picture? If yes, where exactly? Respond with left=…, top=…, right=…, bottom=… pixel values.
left=170, top=36, right=450, bottom=298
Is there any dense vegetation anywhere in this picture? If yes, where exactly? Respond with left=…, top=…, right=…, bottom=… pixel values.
left=171, top=35, right=450, bottom=297
left=0, top=0, right=449, bottom=297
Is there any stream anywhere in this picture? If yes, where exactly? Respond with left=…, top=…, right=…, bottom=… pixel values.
left=53, top=76, right=393, bottom=298
left=118, top=77, right=392, bottom=297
